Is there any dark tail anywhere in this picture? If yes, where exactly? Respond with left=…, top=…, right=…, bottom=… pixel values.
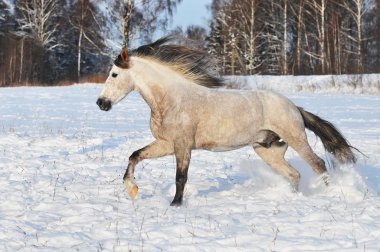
left=298, top=107, right=356, bottom=164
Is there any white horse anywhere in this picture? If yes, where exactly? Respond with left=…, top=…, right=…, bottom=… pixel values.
left=97, top=37, right=356, bottom=206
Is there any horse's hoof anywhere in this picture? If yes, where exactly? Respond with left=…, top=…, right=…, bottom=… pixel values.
left=170, top=199, right=182, bottom=206
left=124, top=179, right=139, bottom=200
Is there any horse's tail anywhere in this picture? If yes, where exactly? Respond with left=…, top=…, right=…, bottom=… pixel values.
left=297, top=107, right=356, bottom=164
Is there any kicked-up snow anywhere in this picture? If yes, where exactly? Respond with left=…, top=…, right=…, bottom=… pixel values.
left=0, top=84, right=379, bottom=251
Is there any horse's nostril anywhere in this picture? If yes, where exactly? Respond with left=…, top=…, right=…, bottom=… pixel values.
left=96, top=98, right=112, bottom=111
left=96, top=98, right=102, bottom=107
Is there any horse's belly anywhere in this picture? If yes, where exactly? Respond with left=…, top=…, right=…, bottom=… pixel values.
left=195, top=126, right=257, bottom=152
left=196, top=142, right=250, bottom=152
left=194, top=104, right=261, bottom=151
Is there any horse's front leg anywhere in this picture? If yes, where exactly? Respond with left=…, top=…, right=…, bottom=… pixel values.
left=170, top=142, right=192, bottom=206
left=123, top=140, right=173, bottom=199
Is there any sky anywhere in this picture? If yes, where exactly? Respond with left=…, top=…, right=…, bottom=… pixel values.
left=169, top=0, right=212, bottom=30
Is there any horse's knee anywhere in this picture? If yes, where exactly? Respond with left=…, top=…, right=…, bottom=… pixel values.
left=128, top=150, right=142, bottom=170
left=129, top=149, right=141, bottom=162
left=124, top=149, right=142, bottom=181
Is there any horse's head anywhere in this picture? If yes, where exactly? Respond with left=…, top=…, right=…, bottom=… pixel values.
left=96, top=48, right=134, bottom=111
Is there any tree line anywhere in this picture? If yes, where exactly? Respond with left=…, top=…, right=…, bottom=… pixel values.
left=1, top=0, right=380, bottom=86
left=0, top=0, right=182, bottom=86
left=207, top=0, right=380, bottom=75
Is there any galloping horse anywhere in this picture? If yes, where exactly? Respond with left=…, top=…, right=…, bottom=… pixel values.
left=96, top=37, right=356, bottom=206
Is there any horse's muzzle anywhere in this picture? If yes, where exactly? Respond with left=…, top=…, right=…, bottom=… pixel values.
left=96, top=98, right=112, bottom=111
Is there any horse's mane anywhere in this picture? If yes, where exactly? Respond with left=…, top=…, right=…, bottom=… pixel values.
left=129, top=37, right=224, bottom=88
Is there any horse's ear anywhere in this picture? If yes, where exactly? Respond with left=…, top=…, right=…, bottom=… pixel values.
left=121, top=47, right=128, bottom=63
left=114, top=46, right=129, bottom=68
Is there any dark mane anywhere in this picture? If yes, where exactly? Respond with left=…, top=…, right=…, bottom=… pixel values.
left=130, top=37, right=224, bottom=88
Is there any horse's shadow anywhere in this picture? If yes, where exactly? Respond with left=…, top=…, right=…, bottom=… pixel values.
left=197, top=176, right=237, bottom=196
left=353, top=162, right=380, bottom=196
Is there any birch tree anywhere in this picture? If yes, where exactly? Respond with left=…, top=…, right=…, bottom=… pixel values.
left=304, top=0, right=328, bottom=74
left=291, top=0, right=305, bottom=74
left=207, top=0, right=378, bottom=75
left=282, top=0, right=289, bottom=74
left=15, top=0, right=64, bottom=50
left=232, top=0, right=263, bottom=74
left=262, top=1, right=283, bottom=74
left=69, top=0, right=106, bottom=80
left=338, top=0, right=367, bottom=72
left=104, top=0, right=183, bottom=47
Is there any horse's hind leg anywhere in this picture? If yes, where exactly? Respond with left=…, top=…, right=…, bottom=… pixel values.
left=286, top=134, right=327, bottom=176
left=282, top=131, right=328, bottom=185
left=254, top=143, right=300, bottom=189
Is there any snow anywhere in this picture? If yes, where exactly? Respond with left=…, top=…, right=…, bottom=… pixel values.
left=0, top=81, right=380, bottom=251
left=228, top=74, right=380, bottom=94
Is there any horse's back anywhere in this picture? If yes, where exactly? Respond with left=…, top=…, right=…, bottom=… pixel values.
left=217, top=89, right=305, bottom=136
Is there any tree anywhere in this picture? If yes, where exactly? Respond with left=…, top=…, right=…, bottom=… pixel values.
left=363, top=0, right=380, bottom=72
left=0, top=0, right=15, bottom=33
left=170, top=25, right=208, bottom=49
left=132, top=0, right=183, bottom=42
left=208, top=0, right=229, bottom=74
left=208, top=0, right=291, bottom=75
left=230, top=0, right=264, bottom=74
left=301, top=0, right=328, bottom=74
left=290, top=0, right=306, bottom=74
left=261, top=0, right=290, bottom=74
left=103, top=0, right=183, bottom=48
left=69, top=0, right=107, bottom=80
left=14, top=0, right=64, bottom=50
left=338, top=0, right=367, bottom=73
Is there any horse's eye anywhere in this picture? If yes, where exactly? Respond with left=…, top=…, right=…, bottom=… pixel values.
left=112, top=73, right=118, bottom=78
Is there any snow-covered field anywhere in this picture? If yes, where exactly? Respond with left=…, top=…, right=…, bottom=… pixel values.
left=0, top=83, right=380, bottom=251
left=228, top=74, right=380, bottom=94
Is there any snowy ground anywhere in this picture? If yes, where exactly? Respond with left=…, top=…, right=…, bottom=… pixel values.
left=0, top=83, right=380, bottom=251
left=228, top=74, right=380, bottom=94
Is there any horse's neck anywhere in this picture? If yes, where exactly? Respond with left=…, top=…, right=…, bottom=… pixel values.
left=131, top=57, right=197, bottom=115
